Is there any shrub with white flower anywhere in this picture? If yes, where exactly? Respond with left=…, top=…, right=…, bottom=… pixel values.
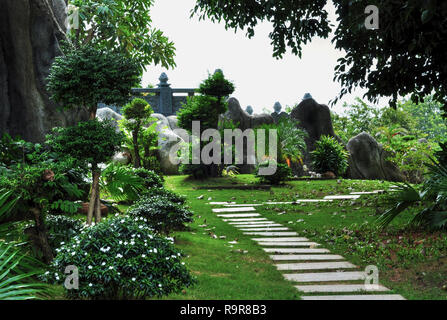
left=46, top=215, right=84, bottom=253
left=128, top=193, right=193, bottom=235
left=41, top=216, right=195, bottom=300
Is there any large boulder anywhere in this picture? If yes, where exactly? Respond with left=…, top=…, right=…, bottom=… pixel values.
left=222, top=98, right=274, bottom=173
left=97, top=107, right=122, bottom=132
left=290, top=97, right=341, bottom=167
left=0, top=0, right=87, bottom=142
left=223, top=98, right=274, bottom=130
left=347, top=132, right=405, bottom=182
left=150, top=113, right=184, bottom=175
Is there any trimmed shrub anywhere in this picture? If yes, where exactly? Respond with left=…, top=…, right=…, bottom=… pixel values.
left=128, top=194, right=193, bottom=235
left=45, top=215, right=84, bottom=252
left=145, top=187, right=186, bottom=205
left=256, top=160, right=292, bottom=185
left=311, top=135, right=349, bottom=176
left=42, top=216, right=194, bottom=300
left=133, top=168, right=164, bottom=189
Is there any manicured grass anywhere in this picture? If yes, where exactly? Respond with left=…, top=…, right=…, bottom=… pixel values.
left=164, top=175, right=447, bottom=300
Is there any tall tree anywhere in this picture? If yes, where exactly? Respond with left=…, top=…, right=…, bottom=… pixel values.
left=193, top=0, right=447, bottom=111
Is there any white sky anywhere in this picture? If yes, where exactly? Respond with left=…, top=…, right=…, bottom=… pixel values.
left=143, top=0, right=389, bottom=115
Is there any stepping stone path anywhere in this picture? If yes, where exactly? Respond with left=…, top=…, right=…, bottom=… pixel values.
left=210, top=198, right=405, bottom=300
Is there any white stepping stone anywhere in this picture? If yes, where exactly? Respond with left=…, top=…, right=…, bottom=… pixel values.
left=223, top=218, right=267, bottom=222
left=264, top=248, right=330, bottom=254
left=239, top=227, right=290, bottom=232
left=234, top=224, right=283, bottom=228
left=253, top=237, right=309, bottom=242
left=276, top=261, right=357, bottom=271
left=324, top=195, right=361, bottom=200
left=229, top=221, right=276, bottom=225
left=295, top=284, right=390, bottom=293
left=217, top=214, right=261, bottom=218
left=296, top=199, right=333, bottom=203
left=301, top=294, right=405, bottom=301
left=209, top=202, right=236, bottom=205
left=283, top=271, right=366, bottom=283
left=224, top=204, right=264, bottom=207
left=213, top=207, right=256, bottom=213
left=244, top=232, right=298, bottom=236
left=257, top=242, right=319, bottom=247
left=270, top=254, right=344, bottom=261
left=350, top=191, right=383, bottom=195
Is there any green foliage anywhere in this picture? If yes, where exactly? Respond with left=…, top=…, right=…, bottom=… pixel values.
left=47, top=45, right=140, bottom=116
left=311, top=135, right=348, bottom=176
left=178, top=96, right=226, bottom=132
left=49, top=200, right=81, bottom=215
left=0, top=243, right=48, bottom=300
left=99, top=164, right=146, bottom=203
left=379, top=157, right=447, bottom=230
left=133, top=168, right=164, bottom=189
left=42, top=216, right=194, bottom=299
left=198, top=70, right=235, bottom=99
left=145, top=187, right=186, bottom=205
left=121, top=99, right=153, bottom=125
left=128, top=194, right=193, bottom=235
left=68, top=0, right=176, bottom=70
left=193, top=1, right=447, bottom=110
left=47, top=120, right=124, bottom=169
left=45, top=215, right=84, bottom=252
left=256, top=161, right=292, bottom=185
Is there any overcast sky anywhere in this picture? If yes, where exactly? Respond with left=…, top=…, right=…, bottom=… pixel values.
left=143, top=0, right=387, bottom=115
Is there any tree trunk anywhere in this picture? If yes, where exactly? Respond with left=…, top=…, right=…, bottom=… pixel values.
left=29, top=208, right=53, bottom=263
left=0, top=0, right=87, bottom=143
left=133, top=130, right=141, bottom=168
left=87, top=167, right=100, bottom=225
left=94, top=183, right=101, bottom=223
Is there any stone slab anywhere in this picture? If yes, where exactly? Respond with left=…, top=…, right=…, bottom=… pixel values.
left=300, top=294, right=405, bottom=301
left=224, top=204, right=264, bottom=207
left=234, top=224, right=283, bottom=228
left=217, top=214, right=261, bottom=218
left=257, top=242, right=320, bottom=247
left=209, top=202, right=236, bottom=205
left=229, top=221, right=276, bottom=225
left=295, top=284, right=390, bottom=293
left=213, top=207, right=257, bottom=213
left=223, top=218, right=267, bottom=222
left=350, top=191, right=383, bottom=195
left=324, top=195, right=361, bottom=200
left=276, top=261, right=357, bottom=271
left=283, top=271, right=366, bottom=283
left=239, top=227, right=290, bottom=232
left=264, top=248, right=330, bottom=254
left=270, top=254, right=344, bottom=261
left=244, top=232, right=298, bottom=236
left=253, top=237, right=309, bottom=242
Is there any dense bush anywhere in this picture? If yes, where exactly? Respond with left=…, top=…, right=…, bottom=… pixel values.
left=45, top=215, right=84, bottom=252
left=42, top=216, right=194, bottom=300
left=198, top=69, right=235, bottom=99
left=145, top=187, right=186, bottom=205
left=133, top=168, right=164, bottom=189
left=311, top=135, right=348, bottom=176
left=256, top=160, right=292, bottom=185
left=128, top=194, right=193, bottom=235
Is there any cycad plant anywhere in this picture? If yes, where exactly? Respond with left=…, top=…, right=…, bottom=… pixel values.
left=378, top=159, right=447, bottom=229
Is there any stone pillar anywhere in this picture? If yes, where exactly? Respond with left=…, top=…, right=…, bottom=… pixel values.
left=158, top=72, right=173, bottom=115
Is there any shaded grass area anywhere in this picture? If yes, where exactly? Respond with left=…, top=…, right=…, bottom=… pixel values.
left=165, top=175, right=447, bottom=300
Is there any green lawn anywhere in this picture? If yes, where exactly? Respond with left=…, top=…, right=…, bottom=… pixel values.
left=163, top=175, right=447, bottom=300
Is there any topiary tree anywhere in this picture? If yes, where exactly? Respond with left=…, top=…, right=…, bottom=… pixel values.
left=177, top=70, right=235, bottom=178
left=47, top=120, right=124, bottom=224
left=46, top=45, right=141, bottom=120
left=120, top=98, right=154, bottom=168
left=311, top=135, right=349, bottom=177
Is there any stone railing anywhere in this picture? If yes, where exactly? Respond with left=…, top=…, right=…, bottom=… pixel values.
left=131, top=73, right=198, bottom=116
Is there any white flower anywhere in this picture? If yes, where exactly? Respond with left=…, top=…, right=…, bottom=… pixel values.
left=132, top=278, right=136, bottom=281
left=101, top=262, right=106, bottom=266
left=89, top=283, right=93, bottom=287
left=142, top=254, right=146, bottom=258
left=88, top=265, right=93, bottom=270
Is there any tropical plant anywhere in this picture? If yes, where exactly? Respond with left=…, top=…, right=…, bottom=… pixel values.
left=45, top=215, right=84, bottom=253
left=120, top=98, right=154, bottom=168
left=378, top=159, right=447, bottom=230
left=47, top=45, right=141, bottom=120
left=68, top=0, right=176, bottom=70
left=100, top=164, right=146, bottom=203
left=42, top=216, right=194, bottom=299
left=128, top=194, right=193, bottom=235
left=47, top=120, right=124, bottom=224
left=256, top=160, right=292, bottom=185
left=311, top=135, right=348, bottom=177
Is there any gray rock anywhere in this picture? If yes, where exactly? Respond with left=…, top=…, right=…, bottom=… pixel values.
left=167, top=115, right=180, bottom=131
left=111, top=152, right=131, bottom=165
left=290, top=98, right=341, bottom=168
left=97, top=107, right=122, bottom=131
left=347, top=132, right=405, bottom=182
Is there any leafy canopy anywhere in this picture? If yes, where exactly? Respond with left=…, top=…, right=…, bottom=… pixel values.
left=69, top=0, right=176, bottom=70
left=193, top=0, right=447, bottom=110
left=47, top=45, right=141, bottom=116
